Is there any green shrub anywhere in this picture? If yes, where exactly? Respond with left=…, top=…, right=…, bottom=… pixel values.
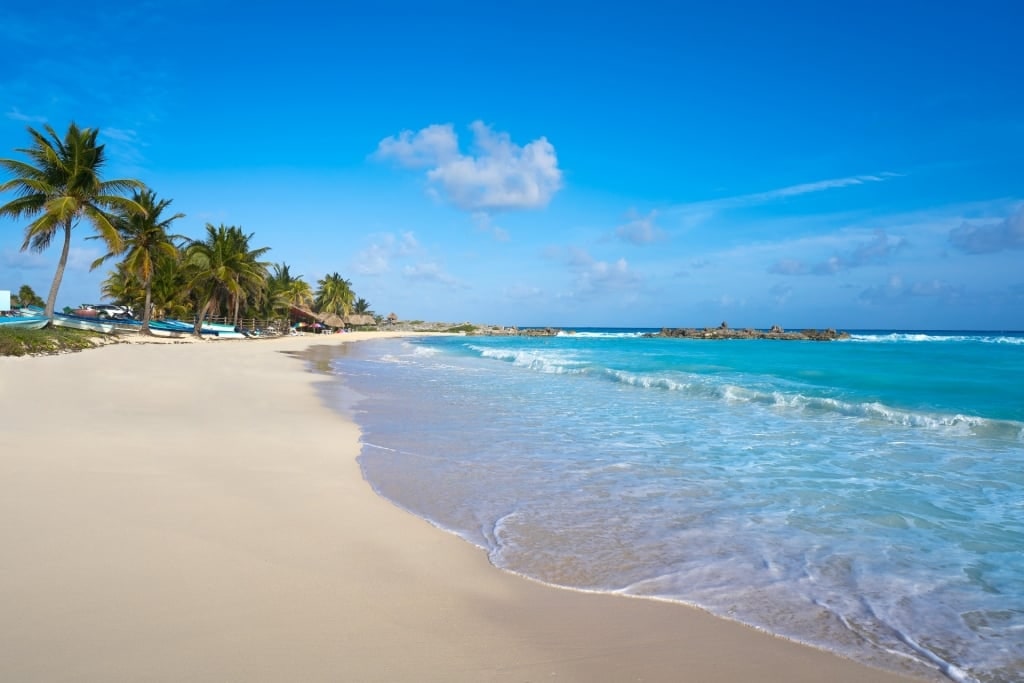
left=0, top=327, right=104, bottom=357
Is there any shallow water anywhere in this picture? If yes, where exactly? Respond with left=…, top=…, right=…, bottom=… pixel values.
left=322, top=330, right=1024, bottom=683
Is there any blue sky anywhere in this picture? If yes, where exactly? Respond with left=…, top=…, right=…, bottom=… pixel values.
left=2, top=1, right=1022, bottom=329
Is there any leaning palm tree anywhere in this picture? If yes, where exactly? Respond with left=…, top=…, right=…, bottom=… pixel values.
left=184, top=224, right=270, bottom=336
left=91, top=189, right=184, bottom=334
left=314, top=272, right=355, bottom=316
left=0, top=122, right=145, bottom=320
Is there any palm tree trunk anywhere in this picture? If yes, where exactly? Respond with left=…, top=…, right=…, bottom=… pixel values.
left=44, top=221, right=74, bottom=321
left=194, top=299, right=213, bottom=337
left=141, top=274, right=154, bottom=334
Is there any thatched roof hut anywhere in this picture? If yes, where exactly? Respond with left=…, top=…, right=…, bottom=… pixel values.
left=288, top=305, right=321, bottom=323
left=321, top=313, right=346, bottom=328
left=343, top=314, right=376, bottom=327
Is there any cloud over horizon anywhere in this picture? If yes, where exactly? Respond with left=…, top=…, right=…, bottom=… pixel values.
left=858, top=274, right=963, bottom=305
left=948, top=206, right=1024, bottom=254
left=375, top=121, right=563, bottom=212
left=769, top=230, right=906, bottom=275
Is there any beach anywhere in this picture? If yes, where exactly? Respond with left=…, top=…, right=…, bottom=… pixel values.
left=0, top=333, right=932, bottom=682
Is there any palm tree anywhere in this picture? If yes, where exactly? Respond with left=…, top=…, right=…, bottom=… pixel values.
left=267, top=262, right=314, bottom=316
left=13, top=284, right=45, bottom=309
left=148, top=251, right=192, bottom=321
left=0, top=122, right=145, bottom=320
left=100, top=261, right=145, bottom=310
left=91, top=190, right=184, bottom=334
left=314, top=272, right=355, bottom=316
left=353, top=297, right=373, bottom=315
left=185, top=224, right=270, bottom=335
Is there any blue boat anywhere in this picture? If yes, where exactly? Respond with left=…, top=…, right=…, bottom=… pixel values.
left=0, top=315, right=48, bottom=331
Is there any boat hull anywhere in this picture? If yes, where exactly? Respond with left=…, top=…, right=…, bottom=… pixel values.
left=51, top=313, right=117, bottom=334
left=0, top=316, right=48, bottom=330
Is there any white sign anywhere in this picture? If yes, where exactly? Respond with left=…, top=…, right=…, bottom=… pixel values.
left=0, top=290, right=10, bottom=311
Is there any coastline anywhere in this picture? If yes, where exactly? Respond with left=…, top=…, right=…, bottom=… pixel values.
left=0, top=334, right=935, bottom=682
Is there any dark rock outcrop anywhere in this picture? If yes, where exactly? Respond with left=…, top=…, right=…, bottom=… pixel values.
left=650, top=326, right=849, bottom=341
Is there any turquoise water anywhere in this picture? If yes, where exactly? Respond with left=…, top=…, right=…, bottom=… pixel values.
left=325, top=330, right=1024, bottom=682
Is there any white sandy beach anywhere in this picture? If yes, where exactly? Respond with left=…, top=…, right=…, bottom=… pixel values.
left=0, top=333, right=934, bottom=682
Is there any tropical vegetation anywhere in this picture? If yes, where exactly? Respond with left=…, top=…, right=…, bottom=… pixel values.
left=0, top=122, right=145, bottom=319
left=91, top=189, right=183, bottom=334
left=11, top=284, right=44, bottom=308
left=314, top=272, right=355, bottom=316
left=1, top=122, right=378, bottom=336
left=0, top=326, right=106, bottom=357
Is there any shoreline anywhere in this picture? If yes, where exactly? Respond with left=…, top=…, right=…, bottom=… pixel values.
left=0, top=333, right=936, bottom=681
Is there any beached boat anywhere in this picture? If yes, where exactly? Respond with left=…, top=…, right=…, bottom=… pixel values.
left=51, top=313, right=118, bottom=334
left=161, top=319, right=247, bottom=339
left=16, top=305, right=46, bottom=317
left=144, top=320, right=193, bottom=338
left=193, top=321, right=247, bottom=339
left=0, top=315, right=49, bottom=331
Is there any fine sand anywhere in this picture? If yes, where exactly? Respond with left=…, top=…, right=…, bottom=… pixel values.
left=0, top=334, right=936, bottom=682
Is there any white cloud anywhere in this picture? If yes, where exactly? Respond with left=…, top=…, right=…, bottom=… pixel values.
left=102, top=127, right=140, bottom=143
left=5, top=107, right=47, bottom=123
left=354, top=231, right=420, bottom=276
left=668, top=172, right=902, bottom=229
left=67, top=246, right=102, bottom=272
left=375, top=121, right=563, bottom=212
left=566, top=248, right=640, bottom=297
left=401, top=262, right=465, bottom=288
left=740, top=173, right=899, bottom=204
left=858, top=273, right=963, bottom=304
left=502, top=283, right=544, bottom=300
left=2, top=248, right=49, bottom=269
left=374, top=124, right=459, bottom=168
left=769, top=230, right=906, bottom=276
left=615, top=209, right=666, bottom=245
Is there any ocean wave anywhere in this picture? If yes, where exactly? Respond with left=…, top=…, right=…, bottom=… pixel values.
left=557, top=331, right=650, bottom=338
left=465, top=344, right=589, bottom=374
left=848, top=333, right=1024, bottom=344
left=601, top=367, right=1024, bottom=441
left=462, top=342, right=1023, bottom=440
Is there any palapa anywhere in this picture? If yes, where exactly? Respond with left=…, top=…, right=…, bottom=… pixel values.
left=343, top=314, right=376, bottom=327
left=321, top=313, right=346, bottom=328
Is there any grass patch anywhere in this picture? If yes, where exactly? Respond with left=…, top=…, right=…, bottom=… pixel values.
left=0, top=326, right=106, bottom=357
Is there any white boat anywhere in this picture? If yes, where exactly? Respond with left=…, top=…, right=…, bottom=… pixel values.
left=162, top=319, right=247, bottom=339
left=16, top=305, right=46, bottom=317
left=0, top=315, right=48, bottom=330
left=143, top=320, right=192, bottom=338
left=196, top=321, right=247, bottom=339
left=51, top=313, right=117, bottom=334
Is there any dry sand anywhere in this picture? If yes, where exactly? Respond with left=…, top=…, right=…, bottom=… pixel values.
left=0, top=333, right=935, bottom=682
